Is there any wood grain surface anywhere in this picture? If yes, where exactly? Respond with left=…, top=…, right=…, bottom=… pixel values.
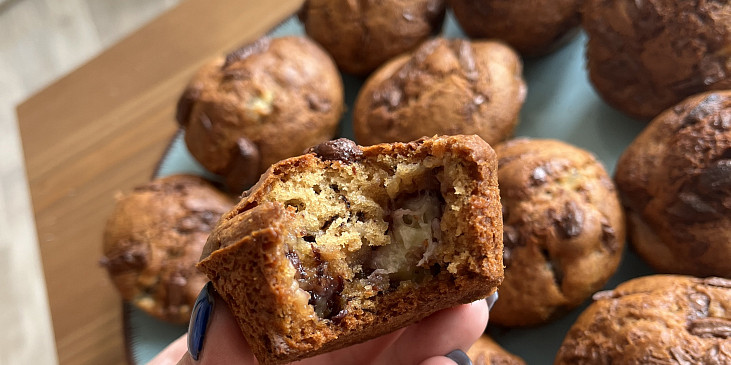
left=16, top=0, right=303, bottom=363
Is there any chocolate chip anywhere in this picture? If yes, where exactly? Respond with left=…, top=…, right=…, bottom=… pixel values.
left=166, top=272, right=187, bottom=308
left=175, top=87, right=200, bottom=127
left=306, top=94, right=332, bottom=113
left=703, top=277, right=731, bottom=288
left=666, top=191, right=720, bottom=223
left=592, top=290, right=616, bottom=301
left=223, top=37, right=270, bottom=69
left=555, top=201, right=584, bottom=239
left=285, top=250, right=306, bottom=279
left=503, top=225, right=521, bottom=249
left=688, top=292, right=710, bottom=318
left=175, top=211, right=219, bottom=233
left=100, top=241, right=149, bottom=274
left=681, top=93, right=722, bottom=128
left=600, top=221, right=619, bottom=253
left=540, top=248, right=563, bottom=288
left=669, top=347, right=695, bottom=365
left=697, top=159, right=731, bottom=196
left=307, top=138, right=363, bottom=164
left=688, top=317, right=731, bottom=338
left=223, top=137, right=261, bottom=194
left=531, top=166, right=548, bottom=186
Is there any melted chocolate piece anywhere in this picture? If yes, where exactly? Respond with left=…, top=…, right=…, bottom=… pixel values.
left=307, top=138, right=363, bottom=164
left=554, top=201, right=584, bottom=239
left=688, top=318, right=731, bottom=338
left=100, top=241, right=149, bottom=274
left=600, top=221, right=619, bottom=253
left=223, top=37, right=271, bottom=69
left=223, top=137, right=261, bottom=194
left=531, top=166, right=548, bottom=186
left=176, top=87, right=200, bottom=127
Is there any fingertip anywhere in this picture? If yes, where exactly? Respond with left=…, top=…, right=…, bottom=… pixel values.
left=419, top=356, right=458, bottom=365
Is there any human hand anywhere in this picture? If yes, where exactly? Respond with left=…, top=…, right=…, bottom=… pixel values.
left=148, top=283, right=498, bottom=365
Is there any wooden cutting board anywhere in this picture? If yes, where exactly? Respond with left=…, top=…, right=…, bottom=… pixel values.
left=16, top=0, right=303, bottom=363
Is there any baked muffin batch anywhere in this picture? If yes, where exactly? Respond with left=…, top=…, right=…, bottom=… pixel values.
left=101, top=0, right=731, bottom=363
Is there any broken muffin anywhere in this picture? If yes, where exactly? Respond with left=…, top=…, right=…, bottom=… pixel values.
left=197, top=135, right=504, bottom=364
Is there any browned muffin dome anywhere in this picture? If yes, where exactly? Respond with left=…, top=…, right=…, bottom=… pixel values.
left=614, top=91, right=731, bottom=278
left=449, top=0, right=583, bottom=57
left=353, top=37, right=526, bottom=147
left=197, top=135, right=504, bottom=364
left=555, top=275, right=731, bottom=364
left=582, top=0, right=731, bottom=119
left=491, top=138, right=625, bottom=327
left=101, top=174, right=234, bottom=323
left=299, top=0, right=446, bottom=75
left=176, top=36, right=344, bottom=193
left=467, top=335, right=526, bottom=365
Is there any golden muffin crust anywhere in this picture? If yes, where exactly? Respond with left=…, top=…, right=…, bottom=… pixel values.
left=614, top=91, right=731, bottom=277
left=491, top=138, right=625, bottom=327
left=299, top=0, right=445, bottom=75
left=555, top=275, right=731, bottom=364
left=176, top=36, right=344, bottom=193
left=353, top=37, right=526, bottom=147
left=101, top=175, right=233, bottom=323
left=467, top=335, right=526, bottom=365
left=582, top=0, right=731, bottom=119
left=449, top=0, right=583, bottom=57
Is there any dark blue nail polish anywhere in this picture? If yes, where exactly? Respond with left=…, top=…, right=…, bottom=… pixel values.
left=445, top=349, right=473, bottom=365
left=188, top=281, right=215, bottom=361
left=486, top=291, right=498, bottom=311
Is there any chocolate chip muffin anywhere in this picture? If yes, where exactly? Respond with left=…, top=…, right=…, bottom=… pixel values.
left=298, top=0, right=446, bottom=75
left=467, top=336, right=526, bottom=365
left=176, top=36, right=344, bottom=194
left=449, top=0, right=583, bottom=57
left=353, top=37, right=526, bottom=147
left=555, top=275, right=731, bottom=364
left=101, top=174, right=234, bottom=323
left=582, top=0, right=731, bottom=119
left=491, top=138, right=625, bottom=327
left=197, top=135, right=504, bottom=364
left=614, top=91, right=731, bottom=278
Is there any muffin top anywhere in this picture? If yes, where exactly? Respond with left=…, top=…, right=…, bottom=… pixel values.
left=555, top=275, right=731, bottom=364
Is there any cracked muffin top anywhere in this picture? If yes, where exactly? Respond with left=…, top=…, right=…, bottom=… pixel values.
left=582, top=0, right=731, bottom=119
left=101, top=174, right=234, bottom=323
left=490, top=138, right=625, bottom=327
left=176, top=36, right=344, bottom=194
left=555, top=275, right=731, bottom=364
left=299, top=0, right=446, bottom=75
left=353, top=37, right=526, bottom=147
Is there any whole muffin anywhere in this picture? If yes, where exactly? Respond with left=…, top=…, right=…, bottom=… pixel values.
left=449, top=0, right=583, bottom=57
left=467, top=336, right=526, bottom=365
left=299, top=0, right=446, bottom=75
left=614, top=91, right=731, bottom=278
left=491, top=138, right=625, bottom=327
left=555, top=275, right=731, bottom=364
left=101, top=174, right=233, bottom=323
left=582, top=0, right=731, bottom=119
left=353, top=37, right=526, bottom=146
left=176, top=36, right=344, bottom=193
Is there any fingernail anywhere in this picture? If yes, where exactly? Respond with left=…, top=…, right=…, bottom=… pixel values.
left=188, top=282, right=215, bottom=361
left=486, top=291, right=499, bottom=311
left=445, top=349, right=473, bottom=365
